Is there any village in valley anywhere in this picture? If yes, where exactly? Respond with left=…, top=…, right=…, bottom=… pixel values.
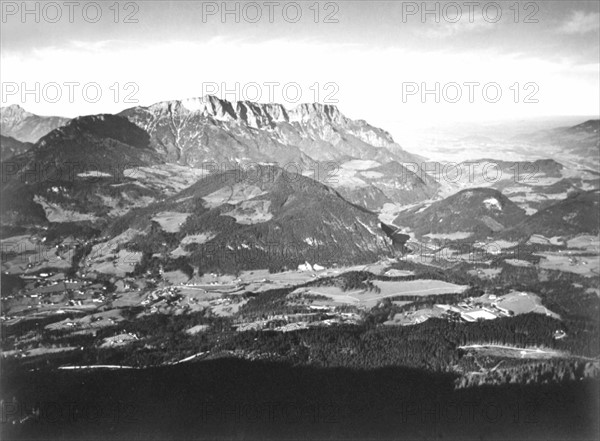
left=2, top=227, right=574, bottom=363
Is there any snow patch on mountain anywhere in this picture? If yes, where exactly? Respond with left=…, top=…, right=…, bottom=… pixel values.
left=342, top=160, right=382, bottom=170
left=356, top=219, right=377, bottom=236
left=483, top=198, right=502, bottom=210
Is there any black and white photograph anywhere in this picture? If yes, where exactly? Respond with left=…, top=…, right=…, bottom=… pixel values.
left=1, top=1, right=599, bottom=440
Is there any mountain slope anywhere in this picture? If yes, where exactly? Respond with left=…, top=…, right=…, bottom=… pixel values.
left=103, top=165, right=398, bottom=274
left=394, top=188, right=527, bottom=238
left=0, top=105, right=69, bottom=143
left=0, top=115, right=163, bottom=226
left=512, top=119, right=600, bottom=168
left=504, top=189, right=600, bottom=239
left=0, top=135, right=33, bottom=160
left=332, top=159, right=440, bottom=211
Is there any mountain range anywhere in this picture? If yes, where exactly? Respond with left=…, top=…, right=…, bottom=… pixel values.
left=119, top=96, right=421, bottom=166
left=1, top=98, right=598, bottom=275
left=118, top=97, right=436, bottom=209
left=1, top=97, right=440, bottom=224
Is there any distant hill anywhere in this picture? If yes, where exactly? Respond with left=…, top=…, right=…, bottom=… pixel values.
left=504, top=189, right=600, bottom=239
left=333, top=160, right=440, bottom=211
left=428, top=158, right=564, bottom=191
left=0, top=114, right=162, bottom=226
left=418, top=157, right=598, bottom=215
left=512, top=119, right=599, bottom=167
left=394, top=188, right=526, bottom=238
left=0, top=104, right=69, bottom=143
left=568, top=119, right=600, bottom=136
left=104, top=165, right=398, bottom=273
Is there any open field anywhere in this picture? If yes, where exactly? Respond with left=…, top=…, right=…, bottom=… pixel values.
left=162, top=270, right=192, bottom=284
left=383, top=269, right=414, bottom=277
left=373, top=280, right=468, bottom=297
left=567, top=235, right=600, bottom=252
left=424, top=232, right=473, bottom=240
left=176, top=259, right=406, bottom=295
left=527, top=234, right=565, bottom=246
left=202, top=183, right=266, bottom=208
left=171, top=232, right=217, bottom=256
left=504, top=259, right=533, bottom=267
left=222, top=200, right=273, bottom=224
left=193, top=269, right=324, bottom=293
left=494, top=291, right=561, bottom=319
left=295, top=279, right=468, bottom=308
left=45, top=309, right=125, bottom=332
left=536, top=252, right=600, bottom=277
left=1, top=235, right=73, bottom=274
left=152, top=211, right=191, bottom=232
left=177, top=287, right=223, bottom=301
left=459, top=344, right=572, bottom=360
left=112, top=291, right=147, bottom=307
left=86, top=249, right=143, bottom=276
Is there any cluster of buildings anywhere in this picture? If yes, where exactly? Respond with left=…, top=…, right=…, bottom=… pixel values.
left=141, top=286, right=183, bottom=313
left=436, top=298, right=512, bottom=323
left=390, top=295, right=518, bottom=327
left=2, top=271, right=110, bottom=316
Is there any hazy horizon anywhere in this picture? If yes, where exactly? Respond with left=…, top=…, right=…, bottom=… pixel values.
left=2, top=0, right=599, bottom=131
left=1, top=99, right=596, bottom=162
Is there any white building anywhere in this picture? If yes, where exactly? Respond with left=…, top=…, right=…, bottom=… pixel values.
left=461, top=310, right=497, bottom=322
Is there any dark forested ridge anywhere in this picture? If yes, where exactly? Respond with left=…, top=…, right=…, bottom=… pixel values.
left=1, top=358, right=598, bottom=441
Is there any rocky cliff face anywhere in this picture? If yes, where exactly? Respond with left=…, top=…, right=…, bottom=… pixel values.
left=119, top=95, right=420, bottom=166
left=0, top=104, right=69, bottom=143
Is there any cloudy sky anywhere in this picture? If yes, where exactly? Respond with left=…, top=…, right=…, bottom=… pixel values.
left=1, top=0, right=599, bottom=140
